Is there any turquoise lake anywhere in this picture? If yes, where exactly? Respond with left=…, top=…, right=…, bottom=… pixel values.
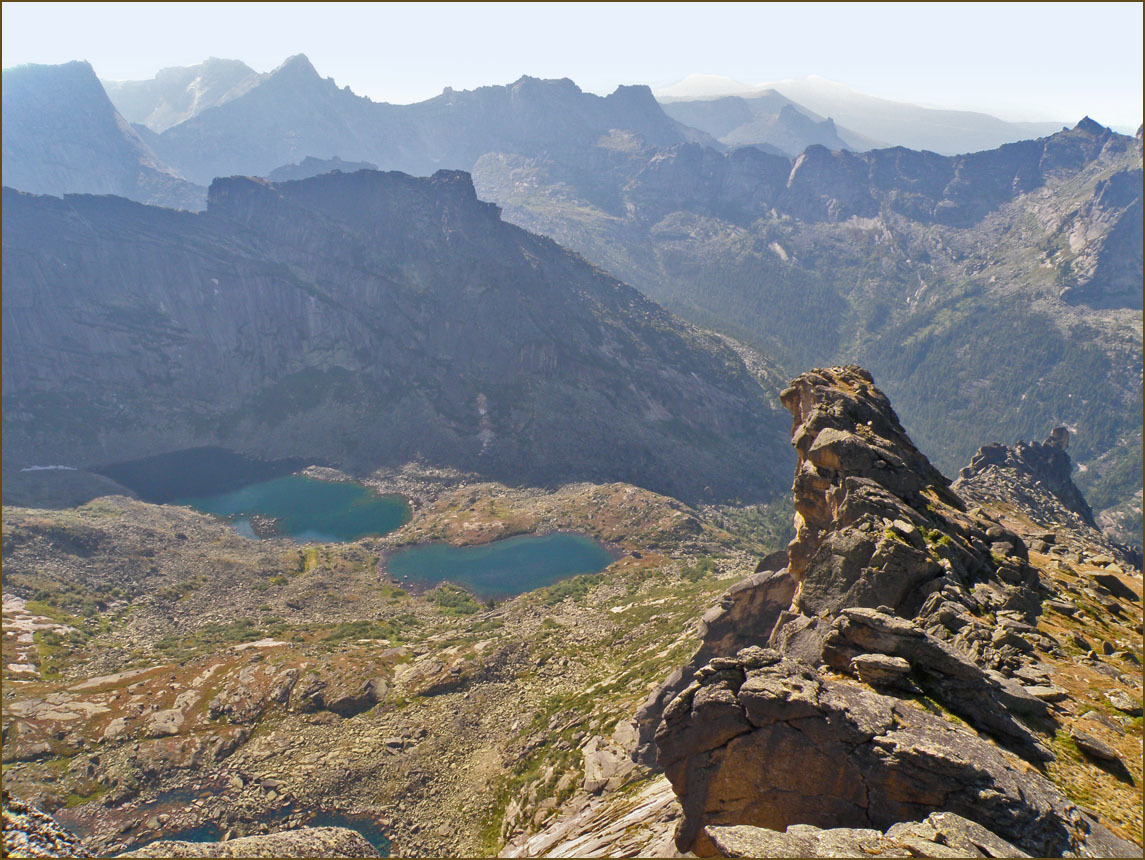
left=177, top=475, right=410, bottom=543
left=386, top=533, right=614, bottom=600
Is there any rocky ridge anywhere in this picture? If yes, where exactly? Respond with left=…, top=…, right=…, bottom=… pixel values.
left=955, top=427, right=1140, bottom=568
left=478, top=119, right=1142, bottom=535
left=646, top=367, right=1140, bottom=857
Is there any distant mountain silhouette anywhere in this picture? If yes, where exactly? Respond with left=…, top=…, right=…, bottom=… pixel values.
left=135, top=55, right=713, bottom=184
left=103, top=57, right=262, bottom=133
left=2, top=61, right=205, bottom=209
left=659, top=75, right=1067, bottom=155
left=661, top=90, right=881, bottom=155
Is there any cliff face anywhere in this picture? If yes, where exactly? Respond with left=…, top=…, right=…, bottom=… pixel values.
left=1, top=62, right=205, bottom=210
left=1, top=170, right=790, bottom=504
left=649, top=367, right=1140, bottom=857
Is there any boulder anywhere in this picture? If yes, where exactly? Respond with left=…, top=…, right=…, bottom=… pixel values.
left=657, top=650, right=1136, bottom=858
left=705, top=811, right=1032, bottom=858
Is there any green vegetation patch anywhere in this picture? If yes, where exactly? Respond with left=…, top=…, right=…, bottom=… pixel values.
left=534, top=572, right=605, bottom=606
left=426, top=584, right=481, bottom=615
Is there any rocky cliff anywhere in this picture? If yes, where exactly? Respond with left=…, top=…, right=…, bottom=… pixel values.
left=1, top=62, right=205, bottom=210
left=2, top=170, right=790, bottom=504
left=648, top=367, right=1140, bottom=857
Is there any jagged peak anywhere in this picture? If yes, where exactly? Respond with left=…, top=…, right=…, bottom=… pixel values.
left=1075, top=115, right=1108, bottom=135
left=271, top=53, right=319, bottom=78
left=509, top=75, right=581, bottom=94
left=956, top=425, right=1098, bottom=529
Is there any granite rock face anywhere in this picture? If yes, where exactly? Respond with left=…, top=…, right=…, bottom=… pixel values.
left=773, top=366, right=1044, bottom=665
left=703, top=810, right=1031, bottom=858
left=653, top=366, right=1138, bottom=857
left=2, top=170, right=790, bottom=505
left=654, top=649, right=1132, bottom=857
left=634, top=568, right=795, bottom=764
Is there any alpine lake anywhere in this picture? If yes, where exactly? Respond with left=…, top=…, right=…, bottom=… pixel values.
left=98, top=448, right=614, bottom=600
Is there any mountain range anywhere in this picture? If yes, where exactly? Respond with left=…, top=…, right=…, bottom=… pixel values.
left=2, top=49, right=1143, bottom=860
left=657, top=74, right=1071, bottom=155
left=473, top=120, right=1143, bottom=544
left=2, top=54, right=1141, bottom=546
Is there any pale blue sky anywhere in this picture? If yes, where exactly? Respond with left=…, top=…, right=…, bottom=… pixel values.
left=3, top=2, right=1142, bottom=127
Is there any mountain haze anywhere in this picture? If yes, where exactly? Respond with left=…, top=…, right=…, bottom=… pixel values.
left=660, top=91, right=880, bottom=156
left=474, top=120, right=1143, bottom=539
left=659, top=74, right=1069, bottom=155
left=137, top=55, right=713, bottom=185
left=1, top=61, right=205, bottom=210
left=102, top=57, right=262, bottom=133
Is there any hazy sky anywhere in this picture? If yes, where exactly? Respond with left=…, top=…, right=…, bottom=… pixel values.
left=3, top=2, right=1142, bottom=127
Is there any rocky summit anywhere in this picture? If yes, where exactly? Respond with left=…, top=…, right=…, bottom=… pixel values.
left=642, top=367, right=1141, bottom=857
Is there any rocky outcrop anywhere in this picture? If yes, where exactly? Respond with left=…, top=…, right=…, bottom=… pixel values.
left=955, top=426, right=1140, bottom=567
left=704, top=811, right=1031, bottom=858
left=652, top=366, right=1138, bottom=857
left=772, top=366, right=1045, bottom=672
left=657, top=647, right=1135, bottom=858
left=121, top=826, right=381, bottom=857
left=640, top=367, right=1059, bottom=765
left=958, top=426, right=1095, bottom=526
left=634, top=568, right=795, bottom=764
left=2, top=791, right=91, bottom=858
left=2, top=169, right=790, bottom=505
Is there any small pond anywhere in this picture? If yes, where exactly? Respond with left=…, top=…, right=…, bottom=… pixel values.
left=98, top=448, right=408, bottom=542
left=386, top=532, right=614, bottom=600
left=176, top=475, right=410, bottom=543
